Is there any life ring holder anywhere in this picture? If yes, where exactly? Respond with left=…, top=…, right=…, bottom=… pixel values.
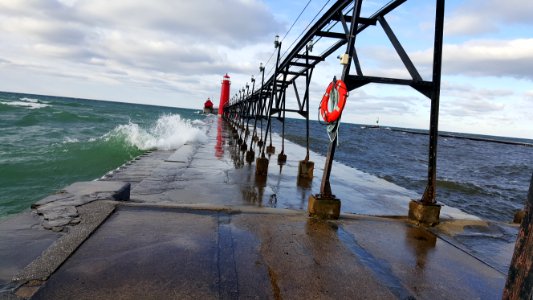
left=320, top=79, right=347, bottom=123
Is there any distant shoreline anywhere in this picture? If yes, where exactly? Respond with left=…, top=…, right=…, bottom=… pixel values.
left=389, top=128, right=533, bottom=147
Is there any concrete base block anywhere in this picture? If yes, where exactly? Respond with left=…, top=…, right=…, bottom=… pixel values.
left=245, top=150, right=255, bottom=163
left=266, top=145, right=275, bottom=155
left=297, top=177, right=312, bottom=188
left=513, top=210, right=526, bottom=224
left=255, top=157, right=269, bottom=176
left=278, top=153, right=287, bottom=165
left=298, top=160, right=314, bottom=179
left=308, top=195, right=340, bottom=220
left=408, top=200, right=441, bottom=226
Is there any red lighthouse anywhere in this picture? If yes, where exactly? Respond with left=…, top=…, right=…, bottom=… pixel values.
left=218, top=74, right=230, bottom=115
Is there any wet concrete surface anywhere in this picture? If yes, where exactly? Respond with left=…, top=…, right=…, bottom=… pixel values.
left=0, top=212, right=61, bottom=290
left=0, top=116, right=518, bottom=298
left=13, top=201, right=116, bottom=285
left=102, top=117, right=467, bottom=218
left=432, top=220, right=519, bottom=274
left=34, top=206, right=504, bottom=299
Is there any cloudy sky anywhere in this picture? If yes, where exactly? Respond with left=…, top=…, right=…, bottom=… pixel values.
left=0, top=0, right=531, bottom=139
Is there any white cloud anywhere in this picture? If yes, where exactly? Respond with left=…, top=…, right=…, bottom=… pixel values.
left=347, top=36, right=533, bottom=83
left=0, top=0, right=285, bottom=105
left=0, top=0, right=531, bottom=139
left=446, top=0, right=533, bottom=36
left=407, top=38, right=533, bottom=81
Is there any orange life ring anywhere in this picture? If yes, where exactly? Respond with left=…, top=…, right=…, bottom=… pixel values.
left=320, top=80, right=347, bottom=123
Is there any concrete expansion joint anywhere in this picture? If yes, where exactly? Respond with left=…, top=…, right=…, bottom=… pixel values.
left=118, top=202, right=306, bottom=217
left=338, top=213, right=409, bottom=222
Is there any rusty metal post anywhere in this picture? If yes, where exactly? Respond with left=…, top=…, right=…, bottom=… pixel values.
left=245, top=77, right=256, bottom=163
left=503, top=173, right=533, bottom=300
left=408, top=0, right=444, bottom=226
left=422, top=0, right=445, bottom=205
left=265, top=36, right=282, bottom=156
left=257, top=63, right=266, bottom=151
left=278, top=68, right=288, bottom=167
left=309, top=0, right=362, bottom=220
left=318, top=0, right=362, bottom=198
left=298, top=43, right=315, bottom=180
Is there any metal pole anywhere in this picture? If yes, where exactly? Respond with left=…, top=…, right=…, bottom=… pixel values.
left=304, top=45, right=311, bottom=161
left=258, top=66, right=266, bottom=150
left=421, top=0, right=445, bottom=205
left=319, top=0, right=363, bottom=197
left=280, top=69, right=288, bottom=155
left=263, top=38, right=282, bottom=156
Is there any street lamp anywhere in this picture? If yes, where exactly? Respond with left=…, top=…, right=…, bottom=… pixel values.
left=250, top=75, right=256, bottom=95
left=307, top=38, right=313, bottom=53
left=274, top=34, right=281, bottom=48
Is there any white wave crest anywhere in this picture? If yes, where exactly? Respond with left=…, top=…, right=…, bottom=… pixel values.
left=19, top=97, right=39, bottom=103
left=62, top=137, right=79, bottom=144
left=104, top=114, right=207, bottom=150
left=0, top=101, right=49, bottom=109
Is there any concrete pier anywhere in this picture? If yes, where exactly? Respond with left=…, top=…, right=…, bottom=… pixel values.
left=0, top=116, right=520, bottom=299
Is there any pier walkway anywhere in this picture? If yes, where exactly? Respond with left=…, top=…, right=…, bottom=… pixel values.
left=1, top=116, right=517, bottom=299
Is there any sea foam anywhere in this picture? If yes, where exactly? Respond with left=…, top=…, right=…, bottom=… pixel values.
left=19, top=97, right=39, bottom=103
left=104, top=114, right=207, bottom=150
left=0, top=100, right=49, bottom=109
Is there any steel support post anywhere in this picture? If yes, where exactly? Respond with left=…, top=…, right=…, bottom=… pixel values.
left=408, top=0, right=444, bottom=226
left=264, top=42, right=282, bottom=156
left=310, top=0, right=362, bottom=220
left=278, top=69, right=288, bottom=166
left=422, top=0, right=444, bottom=205
left=298, top=47, right=315, bottom=181
left=304, top=50, right=311, bottom=160
left=319, top=0, right=362, bottom=198
left=257, top=67, right=266, bottom=149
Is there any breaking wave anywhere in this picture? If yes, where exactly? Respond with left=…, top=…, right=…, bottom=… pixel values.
left=103, top=114, right=207, bottom=150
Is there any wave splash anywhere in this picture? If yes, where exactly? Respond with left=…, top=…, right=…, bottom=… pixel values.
left=0, top=97, right=50, bottom=109
left=104, top=114, right=207, bottom=150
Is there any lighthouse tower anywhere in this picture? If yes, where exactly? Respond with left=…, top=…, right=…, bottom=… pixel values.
left=218, top=74, right=230, bottom=115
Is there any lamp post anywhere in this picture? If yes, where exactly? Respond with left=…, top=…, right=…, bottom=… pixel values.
left=305, top=38, right=313, bottom=160
left=257, top=63, right=266, bottom=148
left=274, top=34, right=281, bottom=48
left=265, top=34, right=282, bottom=156
left=255, top=35, right=281, bottom=177
left=297, top=38, right=316, bottom=182
left=251, top=75, right=255, bottom=93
